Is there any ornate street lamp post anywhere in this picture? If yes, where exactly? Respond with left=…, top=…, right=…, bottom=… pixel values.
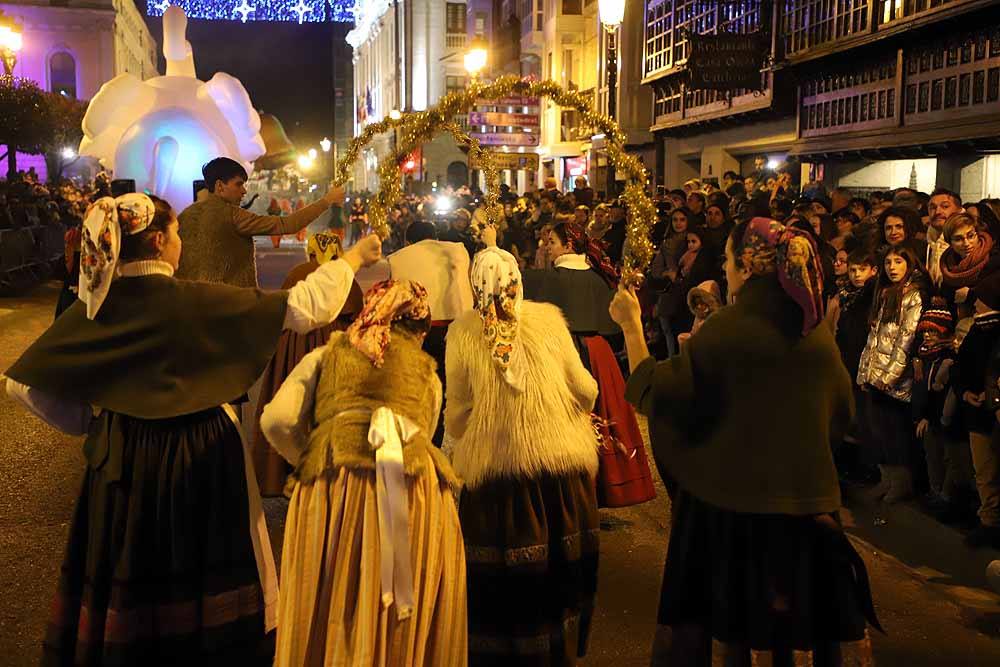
left=598, top=0, right=624, bottom=198
left=0, top=11, right=24, bottom=77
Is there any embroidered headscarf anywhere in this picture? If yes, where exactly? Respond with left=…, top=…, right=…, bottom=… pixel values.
left=472, top=247, right=526, bottom=392
left=562, top=222, right=619, bottom=287
left=307, top=230, right=343, bottom=265
left=739, top=217, right=825, bottom=336
left=347, top=280, right=431, bottom=367
left=79, top=193, right=156, bottom=320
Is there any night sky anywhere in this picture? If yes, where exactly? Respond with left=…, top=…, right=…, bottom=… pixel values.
left=138, top=1, right=342, bottom=152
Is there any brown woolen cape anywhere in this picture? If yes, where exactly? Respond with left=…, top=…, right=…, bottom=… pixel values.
left=6, top=274, right=288, bottom=420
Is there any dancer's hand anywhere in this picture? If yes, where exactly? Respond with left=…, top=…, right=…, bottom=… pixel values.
left=481, top=225, right=497, bottom=248
left=610, top=284, right=642, bottom=333
left=343, top=234, right=382, bottom=273
left=323, top=184, right=346, bottom=206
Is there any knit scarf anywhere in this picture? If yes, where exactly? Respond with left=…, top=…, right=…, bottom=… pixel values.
left=941, top=232, right=994, bottom=286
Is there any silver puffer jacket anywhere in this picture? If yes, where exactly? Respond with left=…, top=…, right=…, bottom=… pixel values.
left=857, top=285, right=923, bottom=402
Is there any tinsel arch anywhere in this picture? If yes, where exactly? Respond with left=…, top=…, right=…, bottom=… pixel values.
left=334, top=75, right=656, bottom=280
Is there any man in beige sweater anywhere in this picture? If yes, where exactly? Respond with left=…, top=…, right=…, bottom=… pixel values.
left=177, top=157, right=344, bottom=288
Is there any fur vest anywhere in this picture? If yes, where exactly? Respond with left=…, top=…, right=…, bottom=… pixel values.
left=295, top=330, right=460, bottom=490
left=445, top=300, right=600, bottom=489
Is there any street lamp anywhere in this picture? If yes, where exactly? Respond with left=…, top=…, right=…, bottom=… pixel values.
left=598, top=0, right=625, bottom=199
left=464, top=37, right=488, bottom=79
left=0, top=12, right=24, bottom=77
left=320, top=137, right=332, bottom=153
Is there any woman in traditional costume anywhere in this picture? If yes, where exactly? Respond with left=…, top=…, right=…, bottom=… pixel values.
left=524, top=221, right=656, bottom=508
left=4, top=193, right=382, bottom=666
left=445, top=235, right=601, bottom=666
left=261, top=279, right=466, bottom=667
left=251, top=231, right=364, bottom=497
left=611, top=217, right=881, bottom=666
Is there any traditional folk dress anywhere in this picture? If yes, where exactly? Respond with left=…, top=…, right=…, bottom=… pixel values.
left=626, top=219, right=880, bottom=665
left=446, top=247, right=601, bottom=666
left=524, top=252, right=656, bottom=508
left=261, top=280, right=466, bottom=667
left=251, top=232, right=364, bottom=497
left=5, top=195, right=361, bottom=667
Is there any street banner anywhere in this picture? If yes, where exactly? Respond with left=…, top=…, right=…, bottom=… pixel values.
left=468, top=111, right=540, bottom=127
left=685, top=30, right=768, bottom=91
left=475, top=96, right=541, bottom=107
left=470, top=151, right=540, bottom=171
left=471, top=132, right=540, bottom=147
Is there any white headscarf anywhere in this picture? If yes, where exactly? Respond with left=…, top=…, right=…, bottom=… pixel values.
left=79, top=194, right=156, bottom=319
left=471, top=247, right=526, bottom=392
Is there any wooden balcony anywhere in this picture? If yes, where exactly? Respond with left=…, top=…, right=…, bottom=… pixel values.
left=446, top=33, right=467, bottom=49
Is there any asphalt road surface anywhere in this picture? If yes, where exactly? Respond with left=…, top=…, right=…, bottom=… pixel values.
left=3, top=255, right=1000, bottom=664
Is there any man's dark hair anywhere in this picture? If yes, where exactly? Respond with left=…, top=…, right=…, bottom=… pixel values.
left=723, top=170, right=740, bottom=181
left=669, top=189, right=686, bottom=199
left=202, top=158, right=248, bottom=193
left=930, top=187, right=961, bottom=207
left=848, top=197, right=871, bottom=214
left=847, top=248, right=877, bottom=268
left=405, top=221, right=437, bottom=244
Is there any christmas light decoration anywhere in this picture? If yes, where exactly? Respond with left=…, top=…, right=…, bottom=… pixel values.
left=148, top=0, right=355, bottom=24
left=335, top=76, right=655, bottom=284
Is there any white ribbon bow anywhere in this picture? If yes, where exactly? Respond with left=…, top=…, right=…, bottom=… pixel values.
left=367, top=406, right=420, bottom=620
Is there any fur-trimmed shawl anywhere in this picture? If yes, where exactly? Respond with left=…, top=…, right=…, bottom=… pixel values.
left=445, top=300, right=600, bottom=489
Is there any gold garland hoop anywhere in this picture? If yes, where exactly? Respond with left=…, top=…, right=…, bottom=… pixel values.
left=334, top=75, right=655, bottom=281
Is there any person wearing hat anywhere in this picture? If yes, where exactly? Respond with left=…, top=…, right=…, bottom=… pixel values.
left=913, top=300, right=975, bottom=521
left=956, top=272, right=1000, bottom=548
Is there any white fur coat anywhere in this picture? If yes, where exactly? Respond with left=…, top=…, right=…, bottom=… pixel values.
left=445, top=300, right=600, bottom=489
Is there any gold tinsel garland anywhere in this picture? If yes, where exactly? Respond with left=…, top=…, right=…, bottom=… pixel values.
left=333, top=75, right=655, bottom=281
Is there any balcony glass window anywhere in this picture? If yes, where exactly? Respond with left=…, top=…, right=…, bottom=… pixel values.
left=50, top=52, right=77, bottom=99
left=446, top=3, right=466, bottom=33
left=562, top=0, right=582, bottom=14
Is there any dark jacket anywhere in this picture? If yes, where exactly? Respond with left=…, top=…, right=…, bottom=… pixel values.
left=956, top=311, right=1000, bottom=434
left=626, top=276, right=853, bottom=515
left=835, top=280, right=876, bottom=380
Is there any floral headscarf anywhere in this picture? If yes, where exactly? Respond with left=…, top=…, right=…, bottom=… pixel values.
left=740, top=217, right=825, bottom=336
left=472, top=247, right=526, bottom=392
left=562, top=222, right=619, bottom=287
left=347, top=280, right=431, bottom=367
left=307, top=231, right=343, bottom=265
left=79, top=194, right=156, bottom=320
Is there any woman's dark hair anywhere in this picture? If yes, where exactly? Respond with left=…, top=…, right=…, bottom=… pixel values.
left=812, top=213, right=837, bottom=241
left=707, top=191, right=730, bottom=210
left=728, top=220, right=752, bottom=269
left=551, top=221, right=619, bottom=286
left=120, top=194, right=174, bottom=262
left=871, top=245, right=924, bottom=327
left=848, top=197, right=871, bottom=215
left=202, top=157, right=249, bottom=193
left=668, top=206, right=695, bottom=234
left=550, top=221, right=583, bottom=253
left=833, top=209, right=860, bottom=228
left=876, top=206, right=923, bottom=246
left=725, top=181, right=746, bottom=199
left=970, top=200, right=1000, bottom=237
left=393, top=315, right=432, bottom=337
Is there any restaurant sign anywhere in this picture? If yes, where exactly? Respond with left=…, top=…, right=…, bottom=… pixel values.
left=685, top=30, right=768, bottom=91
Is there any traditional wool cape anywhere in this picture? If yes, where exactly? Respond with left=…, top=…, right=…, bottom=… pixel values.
left=522, top=265, right=619, bottom=335
left=6, top=274, right=288, bottom=419
left=626, top=276, right=852, bottom=515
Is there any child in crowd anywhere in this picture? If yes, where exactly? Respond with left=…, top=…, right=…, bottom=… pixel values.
left=857, top=246, right=928, bottom=502
left=832, top=250, right=879, bottom=481
left=676, top=280, right=722, bottom=348
left=912, top=302, right=976, bottom=522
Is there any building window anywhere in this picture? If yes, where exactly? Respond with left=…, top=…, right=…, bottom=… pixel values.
left=446, top=75, right=468, bottom=94
left=446, top=3, right=466, bottom=33
left=475, top=12, right=486, bottom=35
left=783, top=0, right=869, bottom=56
left=562, top=0, right=582, bottom=14
left=49, top=52, right=77, bottom=99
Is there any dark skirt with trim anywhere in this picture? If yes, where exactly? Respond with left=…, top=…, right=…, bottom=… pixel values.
left=655, top=489, right=880, bottom=656
left=460, top=471, right=600, bottom=667
left=578, top=334, right=656, bottom=508
left=252, top=324, right=337, bottom=497
left=42, top=408, right=270, bottom=667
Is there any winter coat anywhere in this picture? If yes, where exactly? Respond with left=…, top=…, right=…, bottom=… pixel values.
left=835, top=281, right=876, bottom=380
left=444, top=301, right=600, bottom=489
left=857, top=284, right=923, bottom=402
left=956, top=311, right=1000, bottom=434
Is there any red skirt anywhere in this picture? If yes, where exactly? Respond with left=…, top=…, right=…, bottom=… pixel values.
left=584, top=336, right=657, bottom=508
left=251, top=324, right=337, bottom=497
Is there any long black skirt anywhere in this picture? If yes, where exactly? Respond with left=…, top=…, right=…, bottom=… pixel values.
left=460, top=471, right=600, bottom=667
left=42, top=408, right=270, bottom=667
left=656, top=489, right=880, bottom=657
